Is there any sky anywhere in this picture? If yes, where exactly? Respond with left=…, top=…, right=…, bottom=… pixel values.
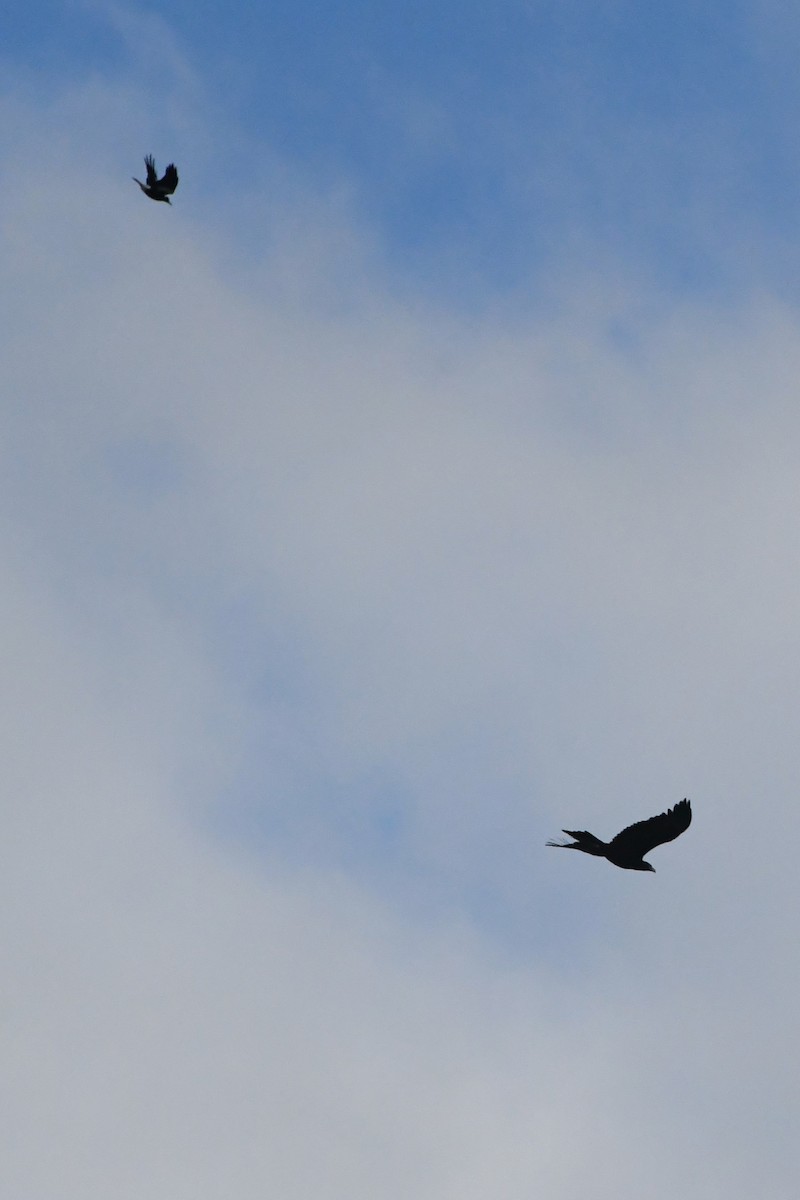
left=3, top=2, right=800, bottom=1196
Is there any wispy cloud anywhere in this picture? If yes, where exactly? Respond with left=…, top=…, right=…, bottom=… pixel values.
left=4, top=21, right=800, bottom=1196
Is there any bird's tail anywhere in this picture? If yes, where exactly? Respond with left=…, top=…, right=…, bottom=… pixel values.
left=546, top=830, right=607, bottom=855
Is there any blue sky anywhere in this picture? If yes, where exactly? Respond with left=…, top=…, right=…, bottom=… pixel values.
left=5, top=3, right=800, bottom=1196
left=8, top=1, right=800, bottom=295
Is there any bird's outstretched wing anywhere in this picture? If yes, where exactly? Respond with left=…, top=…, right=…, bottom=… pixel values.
left=144, top=155, right=158, bottom=186
left=159, top=164, right=179, bottom=194
left=607, top=798, right=692, bottom=859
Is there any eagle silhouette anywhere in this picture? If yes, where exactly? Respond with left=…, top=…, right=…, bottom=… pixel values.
left=547, top=798, right=691, bottom=871
left=133, top=155, right=179, bottom=204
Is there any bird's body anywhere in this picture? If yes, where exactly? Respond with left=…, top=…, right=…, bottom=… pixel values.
left=547, top=798, right=692, bottom=871
left=133, top=155, right=179, bottom=204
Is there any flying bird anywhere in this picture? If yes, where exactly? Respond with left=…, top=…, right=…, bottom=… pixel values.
left=133, top=155, right=179, bottom=204
left=547, top=798, right=691, bottom=872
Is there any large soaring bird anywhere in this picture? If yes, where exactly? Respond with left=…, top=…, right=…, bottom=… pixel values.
left=547, top=798, right=691, bottom=871
left=133, top=155, right=179, bottom=204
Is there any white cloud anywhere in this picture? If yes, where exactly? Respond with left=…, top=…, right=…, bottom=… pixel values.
left=3, top=61, right=800, bottom=1198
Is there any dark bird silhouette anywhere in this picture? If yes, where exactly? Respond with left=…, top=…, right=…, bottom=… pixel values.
left=133, top=155, right=179, bottom=204
left=547, top=798, right=691, bottom=872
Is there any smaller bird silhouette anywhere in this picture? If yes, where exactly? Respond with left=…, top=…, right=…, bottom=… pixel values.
left=133, top=155, right=179, bottom=204
left=547, top=798, right=691, bottom=872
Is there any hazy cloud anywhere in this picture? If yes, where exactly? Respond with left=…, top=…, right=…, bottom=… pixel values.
left=4, top=39, right=800, bottom=1198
